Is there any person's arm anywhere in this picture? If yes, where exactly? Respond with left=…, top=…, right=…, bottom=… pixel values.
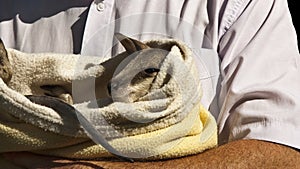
left=1, top=140, right=299, bottom=168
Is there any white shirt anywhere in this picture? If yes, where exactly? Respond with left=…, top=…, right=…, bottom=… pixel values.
left=0, top=0, right=299, bottom=149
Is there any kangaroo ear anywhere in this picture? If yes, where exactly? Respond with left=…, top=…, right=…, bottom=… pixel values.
left=0, top=39, right=8, bottom=64
left=115, top=33, right=149, bottom=54
left=0, top=39, right=6, bottom=55
left=0, top=39, right=12, bottom=83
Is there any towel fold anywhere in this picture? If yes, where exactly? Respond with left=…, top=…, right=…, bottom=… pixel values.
left=0, top=37, right=217, bottom=160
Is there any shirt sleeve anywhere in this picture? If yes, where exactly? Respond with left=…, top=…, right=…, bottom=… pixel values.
left=217, top=0, right=300, bottom=149
left=0, top=0, right=90, bottom=53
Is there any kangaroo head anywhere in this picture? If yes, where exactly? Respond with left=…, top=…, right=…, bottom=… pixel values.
left=0, top=35, right=167, bottom=105
left=107, top=33, right=168, bottom=103
left=0, top=39, right=12, bottom=84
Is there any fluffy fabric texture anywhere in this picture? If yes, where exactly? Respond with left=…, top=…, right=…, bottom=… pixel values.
left=0, top=39, right=217, bottom=160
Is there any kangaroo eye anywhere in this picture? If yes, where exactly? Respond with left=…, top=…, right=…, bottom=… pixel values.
left=144, top=68, right=159, bottom=75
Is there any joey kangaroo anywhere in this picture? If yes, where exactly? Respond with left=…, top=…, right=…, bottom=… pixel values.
left=0, top=34, right=169, bottom=162
left=105, top=33, right=167, bottom=103
left=0, top=33, right=166, bottom=105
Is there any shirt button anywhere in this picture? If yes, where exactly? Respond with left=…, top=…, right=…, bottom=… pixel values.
left=97, top=2, right=105, bottom=12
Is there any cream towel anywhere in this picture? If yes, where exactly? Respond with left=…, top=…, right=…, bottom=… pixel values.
left=0, top=37, right=217, bottom=160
